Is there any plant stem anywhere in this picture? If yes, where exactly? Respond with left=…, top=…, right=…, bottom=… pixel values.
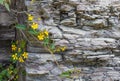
left=46, top=47, right=60, bottom=68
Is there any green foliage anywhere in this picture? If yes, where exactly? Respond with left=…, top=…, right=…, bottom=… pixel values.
left=0, top=64, right=18, bottom=81
left=20, top=40, right=26, bottom=49
left=43, top=37, right=49, bottom=45
left=60, top=70, right=72, bottom=78
left=4, top=2, right=10, bottom=11
left=50, top=43, right=55, bottom=50
left=60, top=68, right=81, bottom=79
left=16, top=24, right=26, bottom=30
left=0, top=0, right=10, bottom=11
left=0, top=0, right=67, bottom=80
left=0, top=0, right=4, bottom=5
left=28, top=29, right=39, bottom=35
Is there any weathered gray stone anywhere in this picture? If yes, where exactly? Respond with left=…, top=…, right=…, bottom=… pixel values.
left=0, top=29, right=15, bottom=40
left=60, top=5, right=74, bottom=12
left=24, top=0, right=120, bottom=81
left=51, top=67, right=62, bottom=75
left=0, top=12, right=15, bottom=26
left=49, top=27, right=63, bottom=38
left=26, top=68, right=49, bottom=75
left=76, top=38, right=117, bottom=50
left=60, top=18, right=76, bottom=26
left=60, top=26, right=87, bottom=35
left=55, top=39, right=69, bottom=46
left=26, top=53, right=61, bottom=64
left=44, top=19, right=57, bottom=26
left=63, top=34, right=79, bottom=40
left=83, top=19, right=108, bottom=29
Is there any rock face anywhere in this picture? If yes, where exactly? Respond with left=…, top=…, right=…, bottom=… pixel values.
left=0, top=5, right=15, bottom=40
left=24, top=0, right=120, bottom=81
left=0, top=5, right=15, bottom=68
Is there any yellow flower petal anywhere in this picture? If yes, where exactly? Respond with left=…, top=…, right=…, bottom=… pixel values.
left=61, top=46, right=66, bottom=51
left=31, top=23, right=38, bottom=29
left=11, top=45, right=17, bottom=51
left=22, top=52, right=28, bottom=59
left=12, top=53, right=18, bottom=60
left=28, top=14, right=34, bottom=21
left=44, top=30, right=49, bottom=36
left=37, top=33, right=44, bottom=40
left=19, top=56, right=24, bottom=63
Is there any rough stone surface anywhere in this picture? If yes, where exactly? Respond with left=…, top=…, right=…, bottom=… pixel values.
left=24, top=0, right=120, bottom=81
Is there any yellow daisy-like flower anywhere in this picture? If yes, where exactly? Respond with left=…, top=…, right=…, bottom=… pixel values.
left=19, top=56, right=24, bottom=63
left=12, top=53, right=18, bottom=60
left=22, top=52, right=28, bottom=59
left=11, top=44, right=17, bottom=51
left=37, top=33, right=44, bottom=40
left=61, top=46, right=66, bottom=51
left=31, top=23, right=38, bottom=30
left=28, top=14, right=34, bottom=21
left=44, top=30, right=49, bottom=36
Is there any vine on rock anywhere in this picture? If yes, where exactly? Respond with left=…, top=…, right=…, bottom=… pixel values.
left=0, top=0, right=67, bottom=80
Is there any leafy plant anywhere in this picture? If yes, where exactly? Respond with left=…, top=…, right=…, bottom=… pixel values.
left=60, top=68, right=81, bottom=79
left=0, top=0, right=10, bottom=11
left=0, top=0, right=67, bottom=80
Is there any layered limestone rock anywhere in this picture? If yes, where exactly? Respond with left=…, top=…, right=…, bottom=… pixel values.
left=0, top=5, right=15, bottom=40
left=23, top=0, right=120, bottom=81
left=0, top=5, right=15, bottom=68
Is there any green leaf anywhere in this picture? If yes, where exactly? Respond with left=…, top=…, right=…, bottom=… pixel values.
left=16, top=24, right=26, bottom=30
left=60, top=71, right=71, bottom=78
left=4, top=3, right=10, bottom=11
left=50, top=43, right=55, bottom=50
left=28, top=30, right=39, bottom=35
left=20, top=40, right=26, bottom=49
left=1, top=70, right=7, bottom=76
left=44, top=37, right=49, bottom=45
left=0, top=0, right=4, bottom=5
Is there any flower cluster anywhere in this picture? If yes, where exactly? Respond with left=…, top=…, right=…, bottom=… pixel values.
left=37, top=29, right=49, bottom=41
left=11, top=42, right=28, bottom=63
left=28, top=14, right=34, bottom=21
left=12, top=52, right=28, bottom=63
left=11, top=44, right=17, bottom=51
left=55, top=46, right=67, bottom=52
left=27, top=14, right=67, bottom=53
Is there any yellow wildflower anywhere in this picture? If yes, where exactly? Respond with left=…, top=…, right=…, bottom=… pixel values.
left=19, top=56, right=24, bottom=63
left=28, top=14, right=34, bottom=21
left=22, top=52, right=28, bottom=59
left=31, top=23, right=38, bottom=30
left=44, top=30, right=49, bottom=36
left=12, top=53, right=18, bottom=60
left=11, top=44, right=17, bottom=51
left=37, top=33, right=44, bottom=40
left=61, top=46, right=66, bottom=51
